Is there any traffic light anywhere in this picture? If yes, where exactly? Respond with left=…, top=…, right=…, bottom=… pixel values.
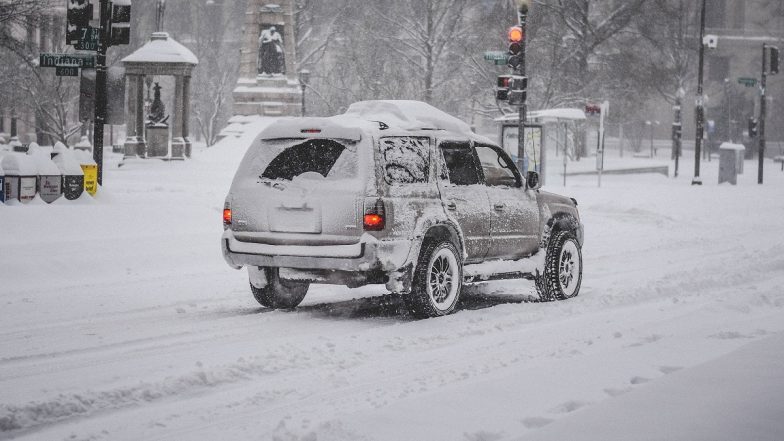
left=672, top=123, right=682, bottom=141
left=507, top=26, right=524, bottom=69
left=508, top=76, right=527, bottom=106
left=768, top=46, right=780, bottom=75
left=66, top=0, right=93, bottom=45
left=748, top=117, right=759, bottom=138
left=496, top=75, right=511, bottom=101
left=111, top=0, right=132, bottom=46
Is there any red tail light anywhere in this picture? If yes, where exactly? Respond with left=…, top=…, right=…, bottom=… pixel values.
left=223, top=208, right=232, bottom=226
left=363, top=199, right=386, bottom=231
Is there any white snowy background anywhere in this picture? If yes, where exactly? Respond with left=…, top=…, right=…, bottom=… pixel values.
left=1, top=120, right=784, bottom=441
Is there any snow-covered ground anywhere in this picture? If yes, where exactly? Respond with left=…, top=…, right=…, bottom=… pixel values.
left=2, top=122, right=784, bottom=441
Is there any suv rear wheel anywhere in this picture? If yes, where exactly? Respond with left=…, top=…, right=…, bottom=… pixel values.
left=535, top=230, right=583, bottom=301
left=250, top=268, right=310, bottom=309
left=406, top=240, right=463, bottom=318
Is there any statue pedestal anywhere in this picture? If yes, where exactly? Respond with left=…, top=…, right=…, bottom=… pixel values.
left=146, top=124, right=169, bottom=158
left=233, top=76, right=302, bottom=117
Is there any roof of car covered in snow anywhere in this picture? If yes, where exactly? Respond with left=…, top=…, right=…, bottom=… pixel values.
left=258, top=100, right=496, bottom=145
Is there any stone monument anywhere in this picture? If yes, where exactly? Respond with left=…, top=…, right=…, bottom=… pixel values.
left=146, top=82, right=170, bottom=158
left=233, top=1, right=302, bottom=117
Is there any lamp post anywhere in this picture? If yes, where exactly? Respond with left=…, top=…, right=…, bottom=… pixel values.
left=298, top=69, right=311, bottom=117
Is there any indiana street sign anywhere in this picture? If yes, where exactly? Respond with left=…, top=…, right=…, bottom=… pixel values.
left=75, top=27, right=100, bottom=51
left=484, top=51, right=509, bottom=63
left=56, top=65, right=80, bottom=77
left=738, top=77, right=758, bottom=87
left=39, top=53, right=96, bottom=69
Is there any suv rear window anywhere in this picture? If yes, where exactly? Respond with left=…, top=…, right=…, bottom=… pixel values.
left=259, top=139, right=357, bottom=181
left=379, top=137, right=430, bottom=184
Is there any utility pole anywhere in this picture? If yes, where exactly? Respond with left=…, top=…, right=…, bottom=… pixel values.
left=692, top=0, right=707, bottom=185
left=93, top=0, right=110, bottom=186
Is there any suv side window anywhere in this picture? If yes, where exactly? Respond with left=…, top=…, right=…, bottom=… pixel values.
left=440, top=142, right=482, bottom=186
left=379, top=137, right=430, bottom=185
left=475, top=145, right=521, bottom=188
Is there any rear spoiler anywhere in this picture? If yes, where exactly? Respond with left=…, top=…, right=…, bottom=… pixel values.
left=259, top=118, right=363, bottom=142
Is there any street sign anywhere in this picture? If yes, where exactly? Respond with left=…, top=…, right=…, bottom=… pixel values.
left=39, top=53, right=96, bottom=69
left=56, top=66, right=80, bottom=77
left=484, top=51, right=509, bottom=63
left=738, top=77, right=758, bottom=87
left=75, top=27, right=100, bottom=51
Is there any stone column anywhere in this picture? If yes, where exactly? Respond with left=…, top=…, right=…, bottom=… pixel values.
left=182, top=75, right=192, bottom=157
left=170, top=75, right=185, bottom=159
left=135, top=75, right=146, bottom=156
left=123, top=73, right=138, bottom=157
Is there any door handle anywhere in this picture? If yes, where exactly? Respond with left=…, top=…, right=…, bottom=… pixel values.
left=446, top=201, right=457, bottom=211
left=494, top=203, right=506, bottom=211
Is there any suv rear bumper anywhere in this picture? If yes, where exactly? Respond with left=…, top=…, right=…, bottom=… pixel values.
left=221, top=230, right=413, bottom=272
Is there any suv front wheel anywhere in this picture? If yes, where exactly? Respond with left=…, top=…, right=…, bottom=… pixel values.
left=250, top=268, right=310, bottom=309
left=406, top=240, right=463, bottom=318
left=535, top=230, right=583, bottom=301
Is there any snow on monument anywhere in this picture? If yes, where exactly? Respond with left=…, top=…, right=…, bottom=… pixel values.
left=233, top=1, right=302, bottom=117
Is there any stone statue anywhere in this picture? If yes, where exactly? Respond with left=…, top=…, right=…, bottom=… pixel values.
left=148, top=82, right=169, bottom=126
left=257, top=25, right=285, bottom=75
left=156, top=0, right=166, bottom=32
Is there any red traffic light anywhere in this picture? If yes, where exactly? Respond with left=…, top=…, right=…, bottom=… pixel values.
left=508, top=26, right=524, bottom=43
left=585, top=104, right=602, bottom=115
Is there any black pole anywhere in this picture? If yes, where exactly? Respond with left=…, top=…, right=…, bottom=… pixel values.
left=693, top=0, right=706, bottom=185
left=93, top=0, right=110, bottom=187
left=759, top=44, right=768, bottom=185
left=301, top=84, right=306, bottom=117
left=673, top=97, right=682, bottom=178
left=516, top=3, right=528, bottom=180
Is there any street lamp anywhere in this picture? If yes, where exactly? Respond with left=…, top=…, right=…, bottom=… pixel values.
left=693, top=0, right=707, bottom=185
left=298, top=69, right=311, bottom=117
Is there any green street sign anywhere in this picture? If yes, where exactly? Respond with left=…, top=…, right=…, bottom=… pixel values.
left=39, top=53, right=96, bottom=69
left=56, top=65, right=80, bottom=77
left=75, top=27, right=100, bottom=51
left=484, top=51, right=509, bottom=63
left=738, top=77, right=758, bottom=87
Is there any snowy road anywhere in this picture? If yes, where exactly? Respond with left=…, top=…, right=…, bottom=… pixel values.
left=2, top=137, right=784, bottom=440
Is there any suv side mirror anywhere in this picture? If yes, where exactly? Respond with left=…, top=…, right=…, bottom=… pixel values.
left=526, top=171, right=541, bottom=190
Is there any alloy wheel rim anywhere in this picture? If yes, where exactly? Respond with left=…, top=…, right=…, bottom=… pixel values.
left=427, top=248, right=459, bottom=310
left=558, top=240, right=581, bottom=297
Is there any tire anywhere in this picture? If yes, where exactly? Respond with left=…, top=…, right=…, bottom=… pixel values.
left=250, top=268, right=309, bottom=309
left=405, top=240, right=463, bottom=318
left=535, top=230, right=583, bottom=302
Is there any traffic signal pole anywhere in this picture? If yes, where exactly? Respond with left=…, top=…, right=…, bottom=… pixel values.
left=93, top=0, right=110, bottom=186
left=516, top=2, right=529, bottom=177
left=692, top=0, right=707, bottom=186
left=759, top=44, right=768, bottom=185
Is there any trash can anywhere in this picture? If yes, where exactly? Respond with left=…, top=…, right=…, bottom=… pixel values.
left=1, top=153, right=38, bottom=203
left=74, top=149, right=98, bottom=196
left=719, top=143, right=745, bottom=185
left=0, top=158, right=5, bottom=204
left=28, top=143, right=62, bottom=203
left=52, top=142, right=85, bottom=200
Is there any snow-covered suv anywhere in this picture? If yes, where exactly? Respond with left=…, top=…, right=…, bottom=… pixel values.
left=222, top=101, right=584, bottom=317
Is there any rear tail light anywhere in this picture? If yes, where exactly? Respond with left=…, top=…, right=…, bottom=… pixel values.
left=223, top=208, right=232, bottom=226
left=363, top=199, right=386, bottom=231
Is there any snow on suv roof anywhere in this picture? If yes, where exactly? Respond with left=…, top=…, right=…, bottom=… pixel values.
left=259, top=100, right=477, bottom=142
left=343, top=100, right=472, bottom=133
